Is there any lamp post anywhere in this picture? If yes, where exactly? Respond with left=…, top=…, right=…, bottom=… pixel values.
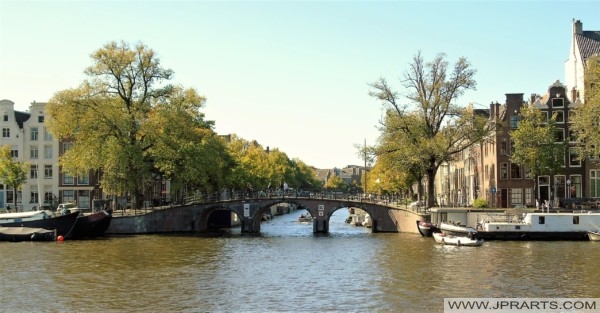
left=553, top=177, right=559, bottom=212
left=567, top=179, right=571, bottom=199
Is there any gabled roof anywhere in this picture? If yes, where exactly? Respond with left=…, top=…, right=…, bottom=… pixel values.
left=576, top=30, right=600, bottom=65
left=14, top=110, right=30, bottom=129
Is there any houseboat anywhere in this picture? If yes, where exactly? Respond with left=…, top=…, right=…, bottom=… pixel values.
left=476, top=211, right=600, bottom=240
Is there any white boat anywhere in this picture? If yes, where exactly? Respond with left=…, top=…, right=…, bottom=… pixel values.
left=440, top=222, right=477, bottom=236
left=477, top=211, right=600, bottom=240
left=363, top=215, right=372, bottom=228
left=588, top=231, right=600, bottom=241
left=432, top=232, right=483, bottom=247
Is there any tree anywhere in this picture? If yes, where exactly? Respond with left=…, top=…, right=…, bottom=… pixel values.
left=369, top=52, right=492, bottom=207
left=571, top=56, right=600, bottom=158
left=46, top=41, right=217, bottom=208
left=0, top=145, right=28, bottom=211
left=510, top=105, right=565, bottom=197
left=324, top=174, right=348, bottom=192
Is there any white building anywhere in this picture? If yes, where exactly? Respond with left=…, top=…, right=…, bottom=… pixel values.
left=1, top=99, right=60, bottom=211
left=564, top=19, right=600, bottom=104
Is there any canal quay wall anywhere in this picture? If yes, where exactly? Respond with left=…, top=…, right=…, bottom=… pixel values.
left=106, top=201, right=429, bottom=235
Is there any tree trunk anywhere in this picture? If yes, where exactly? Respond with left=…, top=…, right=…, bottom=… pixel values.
left=426, top=167, right=438, bottom=208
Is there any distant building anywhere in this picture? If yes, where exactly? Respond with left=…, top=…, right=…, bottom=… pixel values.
left=565, top=19, right=600, bottom=103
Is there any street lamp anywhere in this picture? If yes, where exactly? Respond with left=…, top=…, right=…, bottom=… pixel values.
left=567, top=179, right=571, bottom=199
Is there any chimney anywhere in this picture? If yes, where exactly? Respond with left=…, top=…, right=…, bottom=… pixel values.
left=530, top=93, right=537, bottom=104
left=573, top=19, right=582, bottom=35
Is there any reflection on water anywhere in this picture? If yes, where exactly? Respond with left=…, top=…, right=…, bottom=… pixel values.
left=1, top=208, right=599, bottom=312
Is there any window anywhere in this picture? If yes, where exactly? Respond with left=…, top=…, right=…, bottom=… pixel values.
left=510, top=141, right=515, bottom=155
left=554, top=129, right=564, bottom=142
left=38, top=116, right=44, bottom=123
left=485, top=165, right=489, bottom=179
left=555, top=175, right=566, bottom=199
left=44, top=145, right=53, bottom=159
left=64, top=173, right=74, bottom=185
left=62, top=190, right=75, bottom=203
left=539, top=216, right=545, bottom=224
left=10, top=149, right=18, bottom=158
left=30, top=146, right=38, bottom=159
left=30, top=191, right=38, bottom=203
left=569, top=130, right=577, bottom=142
left=510, top=115, right=520, bottom=129
left=500, top=163, right=508, bottom=179
left=511, top=188, right=522, bottom=205
left=554, top=111, right=564, bottom=123
left=573, top=216, right=580, bottom=224
left=552, top=98, right=564, bottom=108
left=571, top=175, right=582, bottom=198
left=3, top=114, right=7, bottom=121
left=510, top=163, right=522, bottom=179
left=543, top=111, right=549, bottom=121
left=568, top=110, right=575, bottom=122
left=63, top=142, right=73, bottom=153
left=44, top=128, right=52, bottom=141
left=77, top=173, right=89, bottom=185
left=525, top=188, right=533, bottom=205
left=44, top=165, right=52, bottom=179
left=591, top=170, right=600, bottom=198
left=500, top=139, right=507, bottom=155
left=569, top=147, right=581, bottom=167
left=2, top=128, right=9, bottom=137
left=30, top=127, right=38, bottom=141
left=30, top=165, right=38, bottom=179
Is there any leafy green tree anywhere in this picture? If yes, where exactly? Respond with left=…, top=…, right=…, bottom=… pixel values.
left=510, top=104, right=565, bottom=194
left=46, top=41, right=217, bottom=208
left=571, top=56, right=600, bottom=158
left=369, top=52, right=492, bottom=207
left=0, top=145, right=28, bottom=211
left=324, top=174, right=348, bottom=192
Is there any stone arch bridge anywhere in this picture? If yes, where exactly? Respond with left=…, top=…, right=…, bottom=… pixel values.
left=107, top=197, right=427, bottom=235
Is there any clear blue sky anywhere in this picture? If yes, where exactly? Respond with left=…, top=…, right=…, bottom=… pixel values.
left=1, top=1, right=599, bottom=169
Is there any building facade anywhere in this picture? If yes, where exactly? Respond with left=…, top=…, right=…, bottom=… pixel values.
left=0, top=100, right=100, bottom=211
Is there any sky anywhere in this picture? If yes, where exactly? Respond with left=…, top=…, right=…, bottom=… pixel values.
left=1, top=1, right=599, bottom=169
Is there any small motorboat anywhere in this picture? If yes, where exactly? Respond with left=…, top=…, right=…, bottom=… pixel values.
left=298, top=214, right=312, bottom=223
left=0, top=226, right=55, bottom=242
left=587, top=231, right=600, bottom=241
left=433, top=232, right=483, bottom=247
left=439, top=222, right=478, bottom=236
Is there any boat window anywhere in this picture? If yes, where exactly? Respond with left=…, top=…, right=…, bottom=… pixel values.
left=539, top=216, right=545, bottom=224
left=573, top=216, right=579, bottom=224
left=515, top=225, right=521, bottom=230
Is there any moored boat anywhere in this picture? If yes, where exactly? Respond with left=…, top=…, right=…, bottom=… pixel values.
left=416, top=220, right=440, bottom=237
left=440, top=222, right=477, bottom=236
left=0, top=226, right=55, bottom=242
left=70, top=209, right=113, bottom=239
left=0, top=210, right=79, bottom=238
left=432, top=232, right=483, bottom=247
left=587, top=231, right=600, bottom=241
left=476, top=211, right=600, bottom=240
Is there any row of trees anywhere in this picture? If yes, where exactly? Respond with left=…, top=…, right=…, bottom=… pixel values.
left=367, top=52, right=600, bottom=207
left=0, top=41, right=322, bottom=210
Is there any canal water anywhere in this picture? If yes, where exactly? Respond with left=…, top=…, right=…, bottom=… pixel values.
left=1, top=209, right=599, bottom=313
